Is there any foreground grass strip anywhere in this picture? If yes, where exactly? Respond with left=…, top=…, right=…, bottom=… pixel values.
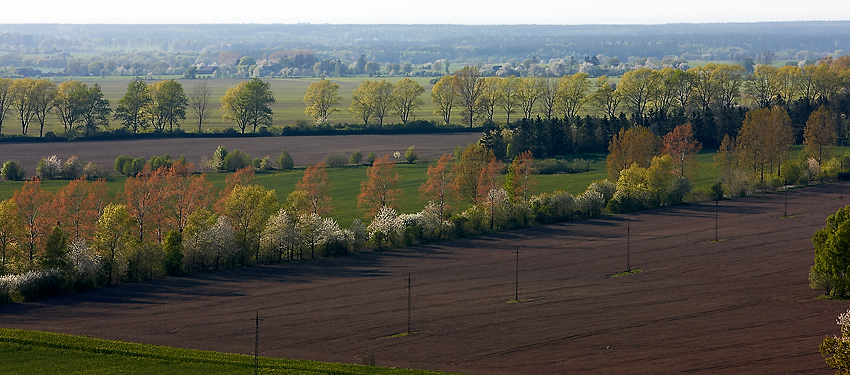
left=0, top=328, right=456, bottom=375
left=609, top=269, right=643, bottom=278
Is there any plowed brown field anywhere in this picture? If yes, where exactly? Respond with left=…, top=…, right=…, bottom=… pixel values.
left=2, top=182, right=849, bottom=374
left=0, top=132, right=483, bottom=176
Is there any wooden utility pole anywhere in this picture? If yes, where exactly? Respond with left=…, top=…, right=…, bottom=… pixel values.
left=626, top=221, right=631, bottom=272
left=515, top=246, right=520, bottom=301
left=714, top=200, right=719, bottom=242
left=405, top=272, right=412, bottom=334
left=253, top=310, right=263, bottom=375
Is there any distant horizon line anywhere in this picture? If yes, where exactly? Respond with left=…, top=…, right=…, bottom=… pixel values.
left=1, top=20, right=849, bottom=26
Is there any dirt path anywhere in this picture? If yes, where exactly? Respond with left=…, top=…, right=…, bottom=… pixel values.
left=0, top=132, right=482, bottom=177
left=2, top=183, right=848, bottom=374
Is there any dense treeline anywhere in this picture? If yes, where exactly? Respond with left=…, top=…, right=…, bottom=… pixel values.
left=2, top=22, right=850, bottom=79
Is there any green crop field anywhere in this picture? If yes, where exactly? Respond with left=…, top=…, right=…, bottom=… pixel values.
left=0, top=328, right=455, bottom=375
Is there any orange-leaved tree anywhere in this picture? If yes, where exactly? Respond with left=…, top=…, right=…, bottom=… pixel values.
left=804, top=105, right=837, bottom=165
left=13, top=179, right=55, bottom=264
left=477, top=156, right=504, bottom=230
left=419, top=153, right=453, bottom=219
left=297, top=162, right=332, bottom=215
left=123, top=166, right=163, bottom=243
left=606, top=125, right=661, bottom=180
left=358, top=155, right=402, bottom=217
left=55, top=178, right=107, bottom=242
left=452, top=143, right=496, bottom=205
left=214, top=166, right=255, bottom=213
left=662, top=123, right=702, bottom=179
left=166, top=162, right=212, bottom=234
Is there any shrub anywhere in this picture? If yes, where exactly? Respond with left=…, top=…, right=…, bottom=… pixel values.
left=535, top=158, right=593, bottom=174
left=1, top=161, right=25, bottom=181
left=114, top=155, right=133, bottom=175
left=349, top=151, right=363, bottom=164
left=36, top=155, right=62, bottom=180
left=324, top=153, right=348, bottom=168
left=62, top=156, right=85, bottom=179
left=405, top=146, right=417, bottom=164
left=278, top=150, right=294, bottom=170
left=148, top=154, right=173, bottom=170
left=211, top=145, right=227, bottom=171
left=223, top=149, right=251, bottom=172
left=114, top=156, right=146, bottom=177
left=366, top=151, right=377, bottom=165
left=0, top=269, right=64, bottom=304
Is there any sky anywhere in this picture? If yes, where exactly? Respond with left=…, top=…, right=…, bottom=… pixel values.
left=2, top=0, right=849, bottom=25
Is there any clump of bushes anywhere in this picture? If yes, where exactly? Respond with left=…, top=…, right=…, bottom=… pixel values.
left=1, top=161, right=26, bottom=181
left=535, top=158, right=593, bottom=174
left=32, top=155, right=106, bottom=180
left=324, top=153, right=348, bottom=168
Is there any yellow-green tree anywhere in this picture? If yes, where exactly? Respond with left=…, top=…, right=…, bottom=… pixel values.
left=617, top=68, right=656, bottom=120
left=477, top=77, right=500, bottom=124
left=392, top=78, right=424, bottom=124
left=736, top=106, right=793, bottom=184
left=804, top=106, right=838, bottom=165
left=555, top=72, right=590, bottom=119
left=517, top=76, right=543, bottom=120
left=93, top=203, right=134, bottom=284
left=221, top=78, right=274, bottom=133
left=222, top=184, right=278, bottom=265
left=0, top=77, right=12, bottom=135
left=452, top=66, right=484, bottom=128
left=304, top=79, right=341, bottom=125
left=30, top=79, right=58, bottom=138
left=10, top=78, right=37, bottom=135
left=498, top=76, right=520, bottom=124
left=744, top=65, right=780, bottom=108
left=430, top=75, right=456, bottom=125
left=589, top=76, right=621, bottom=119
left=147, top=79, right=188, bottom=132
left=349, top=80, right=375, bottom=126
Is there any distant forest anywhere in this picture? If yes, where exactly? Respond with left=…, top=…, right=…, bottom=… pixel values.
left=1, top=22, right=849, bottom=78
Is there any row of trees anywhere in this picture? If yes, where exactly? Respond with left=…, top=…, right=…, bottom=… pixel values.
left=428, top=58, right=850, bottom=129
left=0, top=77, right=214, bottom=137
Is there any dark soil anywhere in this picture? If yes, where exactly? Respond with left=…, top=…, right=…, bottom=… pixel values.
left=2, top=183, right=848, bottom=374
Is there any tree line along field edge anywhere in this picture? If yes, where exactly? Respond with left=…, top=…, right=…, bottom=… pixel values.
left=0, top=154, right=614, bottom=226
left=2, top=74, right=618, bottom=136
left=0, top=146, right=776, bottom=227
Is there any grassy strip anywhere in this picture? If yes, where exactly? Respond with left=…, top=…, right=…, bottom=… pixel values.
left=609, top=269, right=643, bottom=278
left=0, top=328, right=456, bottom=375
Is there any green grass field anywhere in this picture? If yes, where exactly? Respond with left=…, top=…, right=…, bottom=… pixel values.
left=0, top=328, right=455, bottom=375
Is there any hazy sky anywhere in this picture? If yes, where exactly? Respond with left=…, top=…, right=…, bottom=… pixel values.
left=2, top=0, right=849, bottom=24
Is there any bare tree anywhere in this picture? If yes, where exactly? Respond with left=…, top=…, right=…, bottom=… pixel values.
left=188, top=81, right=212, bottom=133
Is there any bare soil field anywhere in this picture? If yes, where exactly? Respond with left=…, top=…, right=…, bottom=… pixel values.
left=0, top=132, right=482, bottom=176
left=2, top=183, right=849, bottom=374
